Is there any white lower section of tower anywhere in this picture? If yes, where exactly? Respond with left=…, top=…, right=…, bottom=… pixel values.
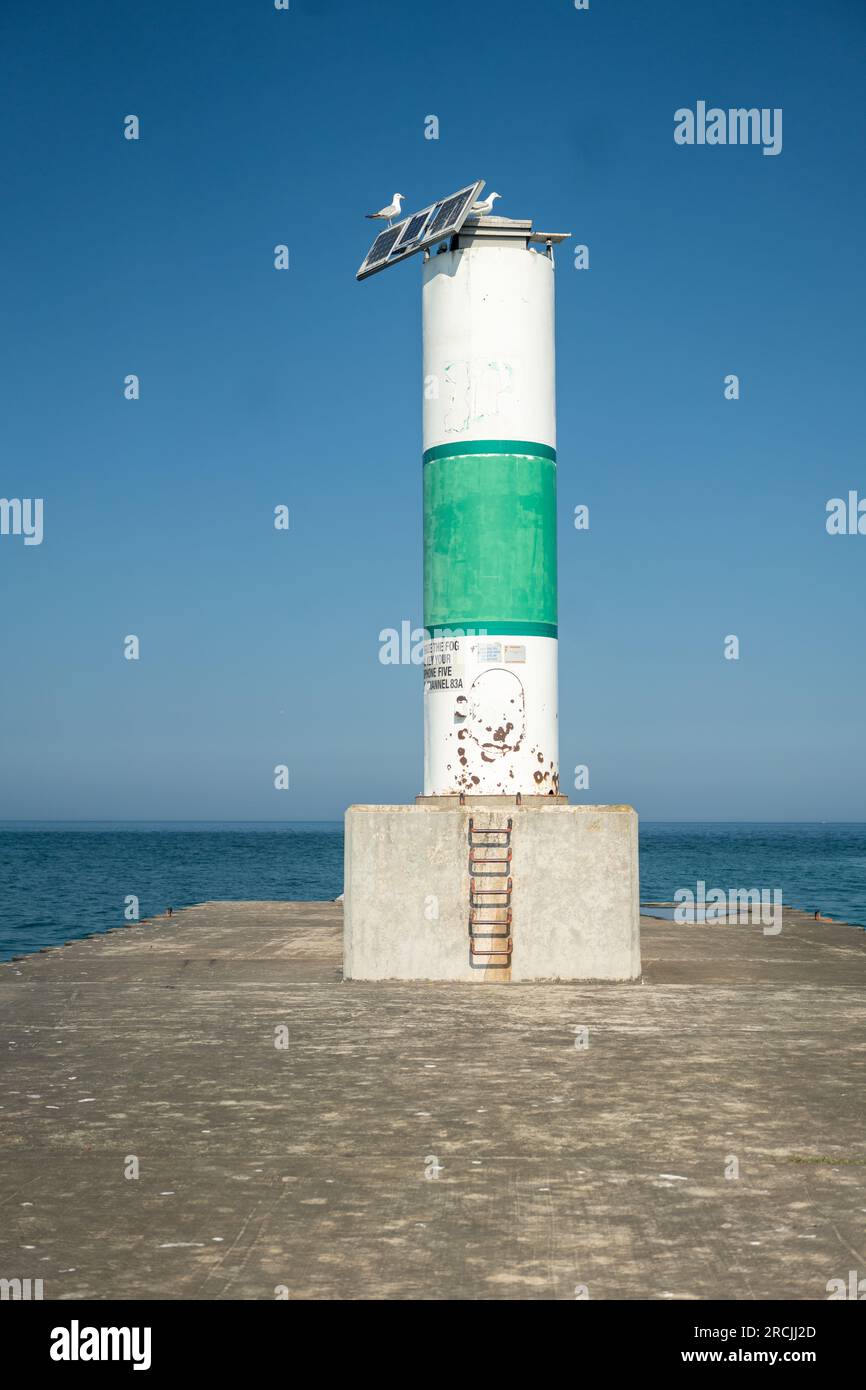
left=423, top=633, right=559, bottom=796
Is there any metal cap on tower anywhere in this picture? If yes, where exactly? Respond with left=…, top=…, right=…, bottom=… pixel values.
left=454, top=215, right=570, bottom=255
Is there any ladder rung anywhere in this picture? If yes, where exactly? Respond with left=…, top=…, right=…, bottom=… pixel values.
left=470, top=938, right=513, bottom=957
left=470, top=907, right=512, bottom=926
left=470, top=877, right=513, bottom=898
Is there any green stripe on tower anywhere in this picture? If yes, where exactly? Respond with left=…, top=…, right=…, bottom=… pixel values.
left=423, top=445, right=558, bottom=632
left=427, top=621, right=558, bottom=638
left=423, top=439, right=557, bottom=465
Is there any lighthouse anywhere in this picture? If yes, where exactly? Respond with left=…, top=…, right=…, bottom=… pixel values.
left=421, top=214, right=562, bottom=797
left=345, top=183, right=640, bottom=984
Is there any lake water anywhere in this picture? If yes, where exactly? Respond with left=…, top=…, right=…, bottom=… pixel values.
left=0, top=820, right=863, bottom=960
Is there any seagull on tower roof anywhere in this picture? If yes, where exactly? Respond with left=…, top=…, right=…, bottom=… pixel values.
left=366, top=193, right=405, bottom=226
left=469, top=191, right=501, bottom=217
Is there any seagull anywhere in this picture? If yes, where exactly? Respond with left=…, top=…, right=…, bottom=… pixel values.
left=366, top=193, right=405, bottom=226
left=469, top=191, right=501, bottom=216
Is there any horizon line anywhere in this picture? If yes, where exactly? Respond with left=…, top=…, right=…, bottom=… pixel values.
left=0, top=819, right=864, bottom=827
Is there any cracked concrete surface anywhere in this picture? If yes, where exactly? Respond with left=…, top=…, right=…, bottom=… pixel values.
left=1, top=902, right=864, bottom=1300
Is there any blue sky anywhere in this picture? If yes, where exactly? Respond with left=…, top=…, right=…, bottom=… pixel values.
left=1, top=0, right=864, bottom=820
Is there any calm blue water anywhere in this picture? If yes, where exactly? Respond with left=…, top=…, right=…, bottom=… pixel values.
left=0, top=822, right=344, bottom=961
left=638, top=823, right=865, bottom=928
left=0, top=821, right=863, bottom=960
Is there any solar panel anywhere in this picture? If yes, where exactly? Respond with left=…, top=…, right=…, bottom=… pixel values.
left=394, top=211, right=432, bottom=249
left=425, top=193, right=470, bottom=240
left=356, top=180, right=485, bottom=280
left=363, top=225, right=403, bottom=266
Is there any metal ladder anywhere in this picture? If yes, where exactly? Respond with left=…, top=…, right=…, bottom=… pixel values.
left=468, top=816, right=513, bottom=968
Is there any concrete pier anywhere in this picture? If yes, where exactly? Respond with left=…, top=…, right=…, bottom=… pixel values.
left=1, top=902, right=865, bottom=1300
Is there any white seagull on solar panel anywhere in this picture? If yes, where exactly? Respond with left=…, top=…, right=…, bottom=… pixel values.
left=366, top=192, right=405, bottom=226
left=469, top=191, right=501, bottom=216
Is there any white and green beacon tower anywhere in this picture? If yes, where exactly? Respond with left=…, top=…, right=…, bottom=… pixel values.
left=345, top=181, right=640, bottom=983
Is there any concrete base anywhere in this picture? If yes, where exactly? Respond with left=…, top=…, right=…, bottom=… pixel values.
left=343, top=802, right=641, bottom=982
